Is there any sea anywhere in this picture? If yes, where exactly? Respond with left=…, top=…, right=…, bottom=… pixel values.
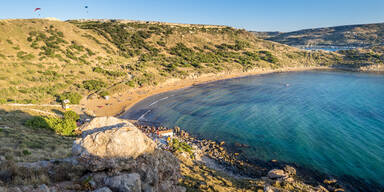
left=122, top=70, right=384, bottom=189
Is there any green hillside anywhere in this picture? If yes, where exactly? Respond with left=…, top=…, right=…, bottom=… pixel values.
left=0, top=19, right=382, bottom=104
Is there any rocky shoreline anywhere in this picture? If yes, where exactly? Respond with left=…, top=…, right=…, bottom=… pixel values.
left=134, top=122, right=345, bottom=192
left=0, top=117, right=382, bottom=192
left=134, top=121, right=384, bottom=192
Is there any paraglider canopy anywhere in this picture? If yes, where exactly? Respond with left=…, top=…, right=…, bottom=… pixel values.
left=85, top=6, right=88, bottom=8
left=34, top=8, right=41, bottom=17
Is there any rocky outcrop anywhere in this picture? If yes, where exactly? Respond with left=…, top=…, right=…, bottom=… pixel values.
left=104, top=173, right=141, bottom=192
left=72, top=116, right=156, bottom=171
left=267, top=169, right=288, bottom=179
left=72, top=117, right=183, bottom=192
left=0, top=117, right=184, bottom=192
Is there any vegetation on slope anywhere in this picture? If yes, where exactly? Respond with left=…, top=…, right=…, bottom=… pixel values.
left=0, top=19, right=382, bottom=105
left=0, top=106, right=74, bottom=162
left=253, top=22, right=384, bottom=47
left=0, top=19, right=342, bottom=104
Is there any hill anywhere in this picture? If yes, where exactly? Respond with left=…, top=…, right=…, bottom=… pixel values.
left=0, top=19, right=383, bottom=192
left=0, top=19, right=344, bottom=105
left=253, top=22, right=384, bottom=47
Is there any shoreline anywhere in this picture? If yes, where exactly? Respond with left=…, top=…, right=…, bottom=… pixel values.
left=82, top=66, right=331, bottom=117
left=133, top=121, right=383, bottom=192
left=133, top=120, right=384, bottom=192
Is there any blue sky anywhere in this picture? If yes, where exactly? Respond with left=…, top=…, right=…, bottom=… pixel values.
left=1, top=0, right=383, bottom=32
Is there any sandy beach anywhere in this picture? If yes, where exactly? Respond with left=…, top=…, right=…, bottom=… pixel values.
left=81, top=66, right=331, bottom=117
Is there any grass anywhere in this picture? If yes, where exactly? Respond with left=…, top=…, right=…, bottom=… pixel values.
left=0, top=105, right=74, bottom=162
left=0, top=19, right=382, bottom=105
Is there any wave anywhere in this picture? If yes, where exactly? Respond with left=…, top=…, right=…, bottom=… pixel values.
left=148, top=95, right=173, bottom=107
left=137, top=109, right=152, bottom=121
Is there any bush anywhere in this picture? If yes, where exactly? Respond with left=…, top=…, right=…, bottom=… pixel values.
left=171, top=138, right=193, bottom=155
left=99, top=90, right=109, bottom=97
left=63, top=111, right=80, bottom=121
left=58, top=92, right=82, bottom=104
left=259, top=50, right=278, bottom=63
left=83, top=80, right=106, bottom=91
left=45, top=117, right=77, bottom=136
left=93, top=67, right=125, bottom=77
left=25, top=113, right=78, bottom=136
left=17, top=51, right=35, bottom=60
left=0, top=98, right=6, bottom=104
left=24, top=116, right=50, bottom=129
left=22, top=150, right=31, bottom=156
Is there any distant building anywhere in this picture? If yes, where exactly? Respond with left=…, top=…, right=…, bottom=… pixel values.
left=157, top=130, right=174, bottom=138
left=62, top=99, right=71, bottom=110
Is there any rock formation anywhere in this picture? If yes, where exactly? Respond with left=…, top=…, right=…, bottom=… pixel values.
left=0, top=117, right=184, bottom=192
left=72, top=117, right=184, bottom=192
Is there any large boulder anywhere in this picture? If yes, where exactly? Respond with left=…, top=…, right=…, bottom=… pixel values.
left=72, top=116, right=183, bottom=192
left=72, top=117, right=156, bottom=171
left=73, top=116, right=155, bottom=158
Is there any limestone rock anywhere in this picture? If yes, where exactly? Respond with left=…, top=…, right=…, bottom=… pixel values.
left=72, top=117, right=156, bottom=171
left=283, top=165, right=296, bottom=176
left=267, top=169, right=287, bottom=179
left=37, top=184, right=49, bottom=192
left=71, top=116, right=183, bottom=191
left=93, top=187, right=112, bottom=192
left=105, top=173, right=141, bottom=192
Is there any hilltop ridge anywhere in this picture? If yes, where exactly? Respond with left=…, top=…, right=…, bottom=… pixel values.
left=70, top=19, right=229, bottom=28
left=253, top=22, right=384, bottom=47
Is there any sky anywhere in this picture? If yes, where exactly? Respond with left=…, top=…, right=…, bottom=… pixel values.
left=0, top=0, right=383, bottom=32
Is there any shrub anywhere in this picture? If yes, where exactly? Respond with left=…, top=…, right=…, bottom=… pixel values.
left=0, top=98, right=6, bottom=104
left=58, top=92, right=82, bottom=104
left=126, top=80, right=135, bottom=87
left=157, top=41, right=166, bottom=47
left=22, top=150, right=31, bottom=156
left=259, top=50, right=278, bottom=63
left=63, top=111, right=80, bottom=121
left=17, top=51, right=35, bottom=60
left=45, top=117, right=77, bottom=136
left=93, top=67, right=125, bottom=77
left=25, top=113, right=78, bottom=136
left=99, top=90, right=109, bottom=97
left=24, top=116, right=50, bottom=129
left=171, top=138, right=193, bottom=156
left=83, top=80, right=106, bottom=91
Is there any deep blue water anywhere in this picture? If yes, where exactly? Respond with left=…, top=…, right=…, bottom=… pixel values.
left=122, top=70, right=384, bottom=186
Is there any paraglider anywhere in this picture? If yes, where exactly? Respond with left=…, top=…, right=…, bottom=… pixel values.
left=85, top=5, right=89, bottom=13
left=34, top=8, right=41, bottom=17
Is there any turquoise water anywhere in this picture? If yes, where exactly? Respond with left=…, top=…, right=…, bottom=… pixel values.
left=123, top=70, right=384, bottom=187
